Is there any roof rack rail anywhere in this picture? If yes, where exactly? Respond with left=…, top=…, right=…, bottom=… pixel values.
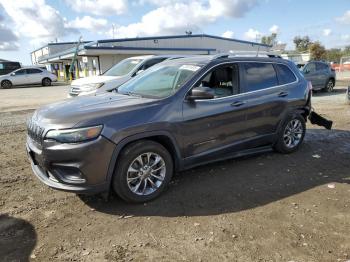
left=211, top=51, right=282, bottom=60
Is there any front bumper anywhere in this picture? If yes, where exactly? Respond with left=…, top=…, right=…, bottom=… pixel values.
left=26, top=135, right=116, bottom=194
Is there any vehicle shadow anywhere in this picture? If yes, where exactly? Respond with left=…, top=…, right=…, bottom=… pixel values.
left=0, top=214, right=37, bottom=261
left=81, top=128, right=350, bottom=217
left=312, top=86, right=347, bottom=97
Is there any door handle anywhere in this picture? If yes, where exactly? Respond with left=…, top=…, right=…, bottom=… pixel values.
left=231, top=101, right=246, bottom=107
left=278, top=91, right=289, bottom=97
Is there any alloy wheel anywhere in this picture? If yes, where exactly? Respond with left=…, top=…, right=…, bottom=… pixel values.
left=126, top=152, right=166, bottom=196
left=283, top=119, right=303, bottom=149
left=327, top=80, right=334, bottom=92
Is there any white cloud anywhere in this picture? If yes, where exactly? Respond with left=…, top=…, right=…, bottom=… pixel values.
left=323, top=28, right=332, bottom=37
left=341, top=34, right=350, bottom=40
left=111, top=0, right=258, bottom=38
left=244, top=28, right=261, bottom=41
left=0, top=0, right=77, bottom=45
left=67, top=16, right=108, bottom=32
left=269, top=24, right=279, bottom=34
left=336, top=10, right=350, bottom=24
left=222, top=30, right=234, bottom=38
left=65, top=0, right=127, bottom=16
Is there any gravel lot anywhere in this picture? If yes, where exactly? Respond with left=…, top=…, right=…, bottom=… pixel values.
left=0, top=84, right=349, bottom=262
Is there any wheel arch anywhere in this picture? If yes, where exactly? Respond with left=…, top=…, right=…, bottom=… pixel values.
left=106, top=131, right=183, bottom=186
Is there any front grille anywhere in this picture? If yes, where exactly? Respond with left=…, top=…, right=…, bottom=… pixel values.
left=69, top=86, right=81, bottom=96
left=27, top=119, right=45, bottom=143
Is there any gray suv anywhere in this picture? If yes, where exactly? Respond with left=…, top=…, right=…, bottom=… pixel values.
left=26, top=55, right=312, bottom=203
left=302, top=61, right=336, bottom=92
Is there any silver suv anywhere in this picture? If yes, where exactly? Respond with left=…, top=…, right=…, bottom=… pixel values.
left=301, top=61, right=336, bottom=92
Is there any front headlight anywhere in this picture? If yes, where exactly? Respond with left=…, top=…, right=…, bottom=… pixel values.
left=80, top=83, right=104, bottom=92
left=45, top=125, right=103, bottom=143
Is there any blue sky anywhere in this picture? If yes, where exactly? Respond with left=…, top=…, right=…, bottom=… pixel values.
left=0, top=0, right=349, bottom=65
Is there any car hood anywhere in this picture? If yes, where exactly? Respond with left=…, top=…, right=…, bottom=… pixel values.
left=71, top=75, right=123, bottom=85
left=32, top=92, right=156, bottom=128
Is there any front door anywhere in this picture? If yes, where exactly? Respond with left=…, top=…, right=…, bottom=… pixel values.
left=303, top=62, right=322, bottom=88
left=181, top=63, right=249, bottom=161
left=10, top=69, right=28, bottom=85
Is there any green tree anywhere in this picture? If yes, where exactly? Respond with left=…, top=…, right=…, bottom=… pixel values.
left=261, top=33, right=277, bottom=46
left=325, top=48, right=342, bottom=63
left=309, top=41, right=326, bottom=60
left=293, top=36, right=312, bottom=52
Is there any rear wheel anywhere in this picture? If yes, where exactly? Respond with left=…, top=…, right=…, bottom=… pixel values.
left=42, top=78, right=52, bottom=86
left=112, top=140, right=174, bottom=203
left=324, top=79, right=334, bottom=92
left=1, top=80, right=12, bottom=89
left=274, top=114, right=306, bottom=154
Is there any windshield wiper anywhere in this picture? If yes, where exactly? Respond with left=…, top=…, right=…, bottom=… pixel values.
left=123, top=91, right=142, bottom=98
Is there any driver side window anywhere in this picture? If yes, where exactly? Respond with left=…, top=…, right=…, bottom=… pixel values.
left=194, top=64, right=239, bottom=98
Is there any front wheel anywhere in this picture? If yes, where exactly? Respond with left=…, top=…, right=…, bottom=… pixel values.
left=112, top=140, right=174, bottom=203
left=1, top=80, right=12, bottom=89
left=274, top=114, right=306, bottom=154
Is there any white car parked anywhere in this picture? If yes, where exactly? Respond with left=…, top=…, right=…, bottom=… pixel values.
left=68, top=55, right=184, bottom=97
left=0, top=67, right=57, bottom=89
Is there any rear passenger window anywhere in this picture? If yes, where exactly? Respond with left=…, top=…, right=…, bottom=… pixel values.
left=275, top=64, right=297, bottom=85
left=27, top=68, right=42, bottom=74
left=243, top=63, right=278, bottom=92
left=316, top=63, right=328, bottom=71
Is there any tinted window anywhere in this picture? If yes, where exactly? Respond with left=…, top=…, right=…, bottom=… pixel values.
left=243, top=63, right=278, bottom=92
left=0, top=63, right=3, bottom=70
left=275, top=64, right=297, bottom=85
left=316, top=63, right=328, bottom=71
left=142, top=58, right=167, bottom=70
left=27, top=68, right=42, bottom=74
left=304, top=63, right=316, bottom=73
left=14, top=69, right=26, bottom=75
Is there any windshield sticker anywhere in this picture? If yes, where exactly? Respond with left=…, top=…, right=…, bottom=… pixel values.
left=179, top=65, right=200, bottom=71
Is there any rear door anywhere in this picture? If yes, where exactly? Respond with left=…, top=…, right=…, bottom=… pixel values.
left=315, top=62, right=329, bottom=87
left=238, top=62, right=294, bottom=140
left=26, top=68, right=43, bottom=84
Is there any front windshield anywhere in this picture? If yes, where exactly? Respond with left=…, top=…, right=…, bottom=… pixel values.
left=117, top=64, right=202, bottom=98
left=103, top=58, right=143, bottom=76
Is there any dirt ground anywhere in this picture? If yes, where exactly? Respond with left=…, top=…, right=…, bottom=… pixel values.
left=0, top=84, right=349, bottom=262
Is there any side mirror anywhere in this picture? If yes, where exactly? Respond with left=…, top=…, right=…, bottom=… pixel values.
left=187, top=87, right=214, bottom=100
left=10, top=73, right=15, bottom=76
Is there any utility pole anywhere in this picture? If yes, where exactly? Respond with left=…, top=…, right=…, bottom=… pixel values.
left=112, top=24, right=115, bottom=39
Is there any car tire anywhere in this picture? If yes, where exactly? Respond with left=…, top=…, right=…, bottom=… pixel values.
left=1, top=80, right=12, bottom=89
left=42, top=78, right=52, bottom=86
left=274, top=114, right=306, bottom=154
left=324, top=79, right=334, bottom=93
left=112, top=140, right=174, bottom=203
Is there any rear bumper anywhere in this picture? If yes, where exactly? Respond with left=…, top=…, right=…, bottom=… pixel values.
left=26, top=135, right=116, bottom=194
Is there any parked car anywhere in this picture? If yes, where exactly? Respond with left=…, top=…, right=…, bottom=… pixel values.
left=0, top=60, right=21, bottom=76
left=346, top=86, right=350, bottom=104
left=26, top=55, right=312, bottom=203
left=301, top=61, right=336, bottom=92
left=68, top=55, right=185, bottom=97
left=0, top=67, right=57, bottom=89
